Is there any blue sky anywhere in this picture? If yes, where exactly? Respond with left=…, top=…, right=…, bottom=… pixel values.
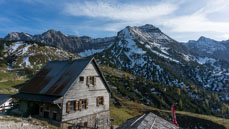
left=1, top=0, right=229, bottom=42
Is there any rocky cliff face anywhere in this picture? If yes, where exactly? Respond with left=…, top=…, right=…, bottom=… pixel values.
left=184, top=36, right=229, bottom=61
left=4, top=30, right=115, bottom=56
left=4, top=32, right=32, bottom=41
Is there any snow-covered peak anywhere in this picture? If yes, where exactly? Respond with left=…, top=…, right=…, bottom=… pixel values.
left=117, top=25, right=170, bottom=43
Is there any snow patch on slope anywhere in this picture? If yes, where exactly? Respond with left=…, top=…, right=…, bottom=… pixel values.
left=23, top=57, right=32, bottom=67
left=145, top=44, right=179, bottom=63
left=78, top=48, right=105, bottom=57
left=197, top=57, right=216, bottom=64
left=10, top=41, right=24, bottom=51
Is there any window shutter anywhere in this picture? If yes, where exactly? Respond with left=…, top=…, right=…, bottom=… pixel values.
left=79, top=100, right=82, bottom=111
left=96, top=97, right=99, bottom=107
left=86, top=99, right=88, bottom=109
left=93, top=76, right=96, bottom=86
left=66, top=101, right=70, bottom=113
left=102, top=97, right=104, bottom=105
left=75, top=101, right=78, bottom=111
left=87, top=76, right=90, bottom=86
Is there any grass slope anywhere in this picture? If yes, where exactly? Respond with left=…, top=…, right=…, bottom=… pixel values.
left=0, top=65, right=27, bottom=94
left=0, top=61, right=228, bottom=128
left=110, top=97, right=229, bottom=129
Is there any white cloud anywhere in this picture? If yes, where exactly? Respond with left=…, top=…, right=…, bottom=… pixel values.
left=161, top=0, right=229, bottom=41
left=63, top=0, right=229, bottom=41
left=64, top=1, right=177, bottom=22
left=164, top=13, right=229, bottom=33
left=195, top=0, right=229, bottom=15
left=221, top=34, right=229, bottom=40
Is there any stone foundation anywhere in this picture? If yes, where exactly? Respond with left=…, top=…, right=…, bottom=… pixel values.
left=61, top=110, right=110, bottom=129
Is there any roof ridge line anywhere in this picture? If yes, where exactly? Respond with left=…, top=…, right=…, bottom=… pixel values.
left=130, top=113, right=145, bottom=127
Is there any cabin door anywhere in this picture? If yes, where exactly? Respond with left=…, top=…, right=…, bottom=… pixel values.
left=29, top=102, right=39, bottom=115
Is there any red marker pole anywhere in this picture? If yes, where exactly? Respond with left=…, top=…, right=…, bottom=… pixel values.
left=171, top=105, right=178, bottom=126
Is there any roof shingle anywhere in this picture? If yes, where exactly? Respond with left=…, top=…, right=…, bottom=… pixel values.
left=20, top=58, right=92, bottom=96
left=117, top=112, right=179, bottom=129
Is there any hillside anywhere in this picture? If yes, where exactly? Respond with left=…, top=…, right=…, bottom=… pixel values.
left=110, top=97, right=229, bottom=129
left=0, top=61, right=228, bottom=128
left=0, top=40, right=80, bottom=94
left=92, top=24, right=229, bottom=105
left=0, top=40, right=80, bottom=71
left=1, top=27, right=229, bottom=128
left=4, top=27, right=229, bottom=101
left=100, top=65, right=229, bottom=118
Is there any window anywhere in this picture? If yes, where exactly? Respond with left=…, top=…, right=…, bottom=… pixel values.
left=79, top=76, right=84, bottom=82
left=40, top=106, right=43, bottom=112
left=66, top=100, right=87, bottom=113
left=84, top=122, right=88, bottom=128
left=44, top=111, right=49, bottom=119
left=90, top=77, right=94, bottom=84
left=80, top=99, right=88, bottom=110
left=87, top=76, right=96, bottom=86
left=96, top=96, right=104, bottom=106
left=70, top=101, right=75, bottom=111
left=52, top=112, right=57, bottom=121
left=66, top=101, right=76, bottom=113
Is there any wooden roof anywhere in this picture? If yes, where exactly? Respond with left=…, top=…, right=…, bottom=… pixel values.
left=0, top=94, right=11, bottom=106
left=117, top=112, right=179, bottom=129
left=19, top=58, right=110, bottom=97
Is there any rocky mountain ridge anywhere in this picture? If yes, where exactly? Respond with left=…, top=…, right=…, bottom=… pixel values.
left=0, top=40, right=80, bottom=70
left=92, top=24, right=229, bottom=103
left=184, top=36, right=229, bottom=61
left=4, top=30, right=115, bottom=56
left=1, top=35, right=229, bottom=120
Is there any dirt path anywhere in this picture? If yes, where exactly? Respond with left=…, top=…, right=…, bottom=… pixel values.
left=0, top=115, right=56, bottom=129
left=0, top=121, right=49, bottom=129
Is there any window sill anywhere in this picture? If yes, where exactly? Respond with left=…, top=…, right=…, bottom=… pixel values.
left=67, top=109, right=88, bottom=113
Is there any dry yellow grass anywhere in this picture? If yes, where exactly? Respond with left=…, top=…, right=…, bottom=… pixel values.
left=110, top=98, right=229, bottom=128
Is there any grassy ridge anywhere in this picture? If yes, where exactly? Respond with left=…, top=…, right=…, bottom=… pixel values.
left=0, top=67, right=27, bottom=94
left=110, top=97, right=229, bottom=129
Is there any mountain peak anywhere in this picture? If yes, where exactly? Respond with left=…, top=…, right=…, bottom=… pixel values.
left=198, top=36, right=213, bottom=41
left=4, top=32, right=32, bottom=41
left=139, top=24, right=158, bottom=30
left=197, top=36, right=217, bottom=44
left=44, top=29, right=63, bottom=35
left=118, top=24, right=162, bottom=39
left=39, top=29, right=70, bottom=38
